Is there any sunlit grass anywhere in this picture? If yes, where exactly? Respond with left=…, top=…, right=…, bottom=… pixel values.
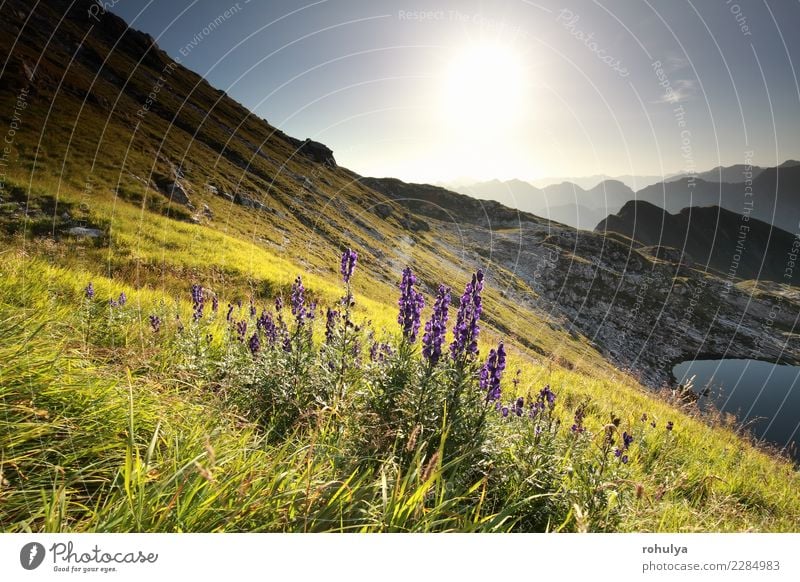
left=2, top=247, right=798, bottom=533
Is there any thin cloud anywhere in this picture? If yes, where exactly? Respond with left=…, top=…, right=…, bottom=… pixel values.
left=651, top=78, right=697, bottom=104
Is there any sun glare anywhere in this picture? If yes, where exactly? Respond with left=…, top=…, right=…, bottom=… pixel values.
left=441, top=43, right=527, bottom=136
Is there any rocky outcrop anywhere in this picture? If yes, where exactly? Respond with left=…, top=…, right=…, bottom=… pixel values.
left=234, top=192, right=266, bottom=211
left=155, top=177, right=193, bottom=208
left=296, top=139, right=336, bottom=167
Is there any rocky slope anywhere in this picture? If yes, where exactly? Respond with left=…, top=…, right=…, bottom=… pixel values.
left=367, top=177, right=800, bottom=387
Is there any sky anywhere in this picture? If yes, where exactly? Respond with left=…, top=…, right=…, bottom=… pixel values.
left=113, top=0, right=800, bottom=185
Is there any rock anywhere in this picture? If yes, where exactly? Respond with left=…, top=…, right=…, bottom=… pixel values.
left=67, top=226, right=103, bottom=238
left=22, top=61, right=35, bottom=82
left=373, top=204, right=392, bottom=219
left=234, top=192, right=266, bottom=211
left=209, top=185, right=235, bottom=203
left=156, top=178, right=192, bottom=207
left=202, top=204, right=213, bottom=218
left=398, top=214, right=429, bottom=232
left=297, top=139, right=336, bottom=167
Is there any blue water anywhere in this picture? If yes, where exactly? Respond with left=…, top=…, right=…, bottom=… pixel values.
left=672, top=359, right=800, bottom=460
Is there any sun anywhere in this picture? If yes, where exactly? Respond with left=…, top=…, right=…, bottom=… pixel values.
left=440, top=42, right=527, bottom=137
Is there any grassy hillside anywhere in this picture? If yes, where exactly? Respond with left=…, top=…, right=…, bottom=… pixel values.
left=2, top=221, right=800, bottom=532
left=1, top=0, right=799, bottom=532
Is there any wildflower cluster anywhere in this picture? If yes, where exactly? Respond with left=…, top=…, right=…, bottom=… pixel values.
left=450, top=270, right=484, bottom=359
left=481, top=342, right=506, bottom=402
left=397, top=267, right=424, bottom=342
left=615, top=431, right=634, bottom=464
left=191, top=284, right=205, bottom=321
left=340, top=248, right=357, bottom=284
left=421, top=285, right=450, bottom=365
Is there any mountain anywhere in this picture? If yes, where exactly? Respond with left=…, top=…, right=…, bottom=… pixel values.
left=451, top=161, right=800, bottom=232
left=636, top=165, right=800, bottom=233
left=596, top=201, right=800, bottom=285
left=665, top=164, right=765, bottom=184
left=528, top=173, right=670, bottom=191
left=453, top=179, right=634, bottom=230
left=444, top=173, right=670, bottom=194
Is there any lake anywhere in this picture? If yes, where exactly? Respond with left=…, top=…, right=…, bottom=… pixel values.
left=672, top=359, right=800, bottom=461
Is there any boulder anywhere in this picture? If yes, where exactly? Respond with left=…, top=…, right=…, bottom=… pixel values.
left=234, top=192, right=266, bottom=211
left=156, top=177, right=192, bottom=207
left=297, top=139, right=336, bottom=167
left=67, top=226, right=103, bottom=238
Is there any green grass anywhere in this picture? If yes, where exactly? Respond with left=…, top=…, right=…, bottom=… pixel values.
left=2, top=245, right=799, bottom=533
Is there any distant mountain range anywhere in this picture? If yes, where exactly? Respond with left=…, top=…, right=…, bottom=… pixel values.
left=596, top=201, right=800, bottom=285
left=453, top=178, right=634, bottom=230
left=449, top=161, right=800, bottom=232
left=635, top=164, right=800, bottom=234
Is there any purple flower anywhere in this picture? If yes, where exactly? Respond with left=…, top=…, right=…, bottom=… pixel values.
left=529, top=401, right=543, bottom=419
left=117, top=292, right=127, bottom=307
left=248, top=332, right=260, bottom=356
left=450, top=270, right=484, bottom=360
left=325, top=307, right=339, bottom=344
left=149, top=314, right=161, bottom=333
left=640, top=413, right=648, bottom=422
left=666, top=421, right=674, bottom=431
left=501, top=406, right=509, bottom=418
left=249, top=298, right=257, bottom=318
left=571, top=406, right=585, bottom=434
left=211, top=295, right=219, bottom=313
left=481, top=341, right=506, bottom=402
left=369, top=342, right=394, bottom=362
left=290, top=276, right=307, bottom=325
left=615, top=431, right=634, bottom=461
left=512, top=369, right=521, bottom=389
left=257, top=311, right=277, bottom=346
left=340, top=248, right=358, bottom=284
left=622, top=431, right=634, bottom=448
left=275, top=296, right=284, bottom=311
left=397, top=267, right=425, bottom=343
left=191, top=284, right=205, bottom=321
left=422, top=284, right=450, bottom=365
left=514, top=397, right=524, bottom=417
left=226, top=303, right=234, bottom=322
left=539, top=385, right=556, bottom=410
left=236, top=320, right=248, bottom=343
left=85, top=282, right=95, bottom=300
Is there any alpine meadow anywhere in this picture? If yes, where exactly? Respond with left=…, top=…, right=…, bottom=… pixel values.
left=2, top=0, right=800, bottom=536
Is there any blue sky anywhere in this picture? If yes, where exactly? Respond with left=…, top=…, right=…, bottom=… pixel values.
left=114, top=0, right=800, bottom=183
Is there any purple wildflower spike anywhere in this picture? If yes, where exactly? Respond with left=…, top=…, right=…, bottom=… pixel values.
left=422, top=284, right=450, bottom=365
left=397, top=267, right=424, bottom=343
left=450, top=270, right=484, bottom=359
